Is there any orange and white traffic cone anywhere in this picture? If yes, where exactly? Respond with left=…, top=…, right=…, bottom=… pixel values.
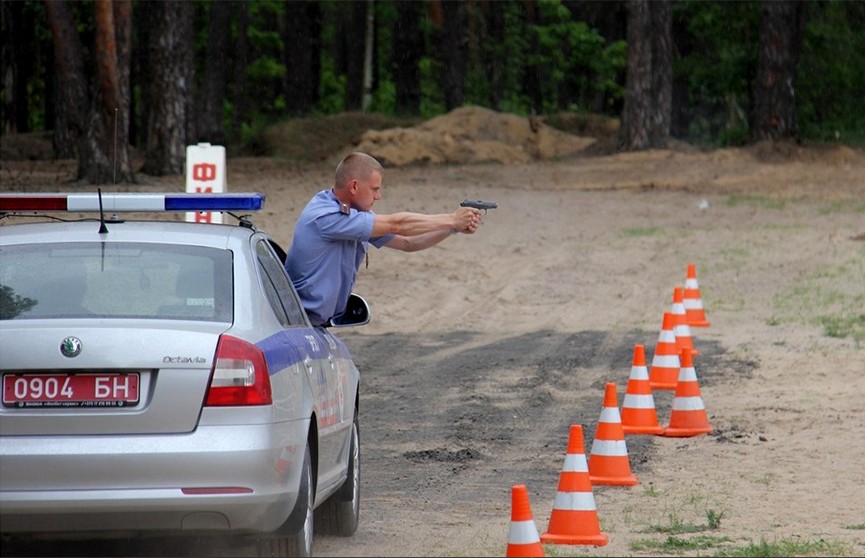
left=649, top=312, right=680, bottom=390
left=506, top=484, right=545, bottom=557
left=671, top=285, right=698, bottom=356
left=541, top=425, right=608, bottom=547
left=589, top=383, right=638, bottom=486
left=663, top=347, right=713, bottom=437
left=621, top=344, right=666, bottom=435
left=683, top=263, right=710, bottom=327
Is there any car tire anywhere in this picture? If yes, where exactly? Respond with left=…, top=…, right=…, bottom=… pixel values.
left=315, top=409, right=360, bottom=536
left=257, top=442, right=314, bottom=558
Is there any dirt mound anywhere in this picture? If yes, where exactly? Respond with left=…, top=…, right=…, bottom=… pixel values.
left=355, top=105, right=596, bottom=166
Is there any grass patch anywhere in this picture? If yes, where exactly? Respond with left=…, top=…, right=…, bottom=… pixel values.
left=630, top=535, right=852, bottom=556
left=621, top=226, right=663, bottom=237
left=714, top=537, right=851, bottom=556
left=818, top=313, right=865, bottom=345
left=647, top=508, right=726, bottom=535
left=725, top=195, right=787, bottom=210
left=630, top=534, right=733, bottom=553
left=770, top=256, right=865, bottom=345
left=753, top=473, right=777, bottom=486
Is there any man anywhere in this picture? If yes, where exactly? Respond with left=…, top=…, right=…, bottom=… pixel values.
left=285, top=152, right=482, bottom=327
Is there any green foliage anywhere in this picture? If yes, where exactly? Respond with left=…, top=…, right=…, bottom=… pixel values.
left=317, top=59, right=347, bottom=115
left=797, top=1, right=865, bottom=144
left=673, top=1, right=761, bottom=146
left=7, top=0, right=864, bottom=149
left=528, top=0, right=625, bottom=113
left=368, top=80, right=396, bottom=115
left=418, top=56, right=446, bottom=119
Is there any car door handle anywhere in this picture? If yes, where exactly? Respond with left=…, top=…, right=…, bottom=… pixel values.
left=303, top=356, right=314, bottom=373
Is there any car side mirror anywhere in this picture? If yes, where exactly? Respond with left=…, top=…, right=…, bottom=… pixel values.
left=327, top=293, right=371, bottom=328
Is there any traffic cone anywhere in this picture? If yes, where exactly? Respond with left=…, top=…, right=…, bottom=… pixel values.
left=540, top=425, right=608, bottom=547
left=589, top=383, right=638, bottom=486
left=683, top=263, right=710, bottom=327
left=663, top=347, right=713, bottom=437
left=506, top=484, right=545, bottom=557
left=649, top=312, right=680, bottom=390
left=621, top=344, right=665, bottom=435
left=671, top=285, right=698, bottom=356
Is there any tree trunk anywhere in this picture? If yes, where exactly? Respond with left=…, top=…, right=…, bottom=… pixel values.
left=752, top=0, right=805, bottom=141
left=143, top=0, right=193, bottom=176
left=521, top=0, right=543, bottom=114
left=393, top=0, right=423, bottom=115
left=44, top=0, right=88, bottom=154
left=619, top=0, right=672, bottom=151
left=480, top=1, right=505, bottom=111
left=361, top=0, right=375, bottom=112
left=433, top=0, right=468, bottom=111
left=198, top=0, right=232, bottom=143
left=231, top=1, right=251, bottom=140
left=96, top=0, right=133, bottom=183
left=339, top=2, right=366, bottom=111
left=282, top=0, right=316, bottom=116
left=45, top=0, right=133, bottom=183
left=4, top=1, right=37, bottom=135
left=648, top=0, right=672, bottom=147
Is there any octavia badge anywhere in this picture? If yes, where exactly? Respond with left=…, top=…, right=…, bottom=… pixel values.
left=60, top=336, right=82, bottom=358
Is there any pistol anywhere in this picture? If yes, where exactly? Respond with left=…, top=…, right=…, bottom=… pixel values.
left=460, top=199, right=498, bottom=213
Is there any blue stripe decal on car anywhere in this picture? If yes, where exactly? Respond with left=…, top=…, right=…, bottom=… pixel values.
left=256, top=329, right=308, bottom=375
left=255, top=328, right=354, bottom=376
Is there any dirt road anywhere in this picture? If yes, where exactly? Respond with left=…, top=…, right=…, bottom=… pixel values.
left=306, top=150, right=865, bottom=557
left=2, top=141, right=864, bottom=557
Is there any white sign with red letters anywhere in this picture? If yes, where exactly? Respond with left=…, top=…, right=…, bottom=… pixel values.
left=185, top=143, right=226, bottom=224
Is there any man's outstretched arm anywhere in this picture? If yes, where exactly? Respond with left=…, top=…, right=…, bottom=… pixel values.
left=384, top=229, right=454, bottom=252
left=371, top=207, right=479, bottom=238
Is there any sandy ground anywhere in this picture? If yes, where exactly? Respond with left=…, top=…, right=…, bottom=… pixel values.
left=2, top=131, right=865, bottom=557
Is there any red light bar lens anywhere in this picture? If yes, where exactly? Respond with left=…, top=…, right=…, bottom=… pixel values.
left=0, top=195, right=67, bottom=211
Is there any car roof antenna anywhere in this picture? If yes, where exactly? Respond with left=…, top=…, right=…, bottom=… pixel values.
left=97, top=107, right=119, bottom=235
left=97, top=187, right=109, bottom=234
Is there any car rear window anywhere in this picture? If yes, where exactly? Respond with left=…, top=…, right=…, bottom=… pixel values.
left=0, top=242, right=232, bottom=321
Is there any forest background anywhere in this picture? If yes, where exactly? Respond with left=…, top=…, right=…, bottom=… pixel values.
left=1, top=0, right=864, bottom=182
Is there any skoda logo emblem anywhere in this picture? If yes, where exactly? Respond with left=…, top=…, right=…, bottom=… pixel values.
left=60, top=337, right=82, bottom=358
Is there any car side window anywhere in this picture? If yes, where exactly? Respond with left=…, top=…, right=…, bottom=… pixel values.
left=255, top=239, right=307, bottom=327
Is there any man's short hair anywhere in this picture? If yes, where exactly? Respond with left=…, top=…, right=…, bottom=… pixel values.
left=335, top=152, right=382, bottom=189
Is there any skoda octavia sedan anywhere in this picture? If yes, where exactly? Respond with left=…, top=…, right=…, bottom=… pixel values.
left=0, top=192, right=364, bottom=557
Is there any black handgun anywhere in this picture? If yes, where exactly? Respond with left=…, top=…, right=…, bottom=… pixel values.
left=460, top=199, right=498, bottom=212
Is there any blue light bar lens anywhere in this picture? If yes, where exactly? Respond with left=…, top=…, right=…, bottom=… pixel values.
left=164, top=193, right=265, bottom=211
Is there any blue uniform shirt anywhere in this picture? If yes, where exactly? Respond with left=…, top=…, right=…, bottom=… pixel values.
left=285, top=189, right=393, bottom=326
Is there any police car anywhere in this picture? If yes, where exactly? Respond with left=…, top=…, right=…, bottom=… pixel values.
left=0, top=192, right=366, bottom=557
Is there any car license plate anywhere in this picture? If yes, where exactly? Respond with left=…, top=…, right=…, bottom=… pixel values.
left=2, top=373, right=140, bottom=408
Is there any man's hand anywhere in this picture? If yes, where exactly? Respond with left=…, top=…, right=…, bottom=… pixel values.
left=453, top=206, right=482, bottom=234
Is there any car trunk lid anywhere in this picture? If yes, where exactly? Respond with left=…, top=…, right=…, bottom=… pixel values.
left=0, top=321, right=227, bottom=436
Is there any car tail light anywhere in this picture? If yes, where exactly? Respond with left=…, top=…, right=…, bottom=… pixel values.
left=205, top=335, right=272, bottom=406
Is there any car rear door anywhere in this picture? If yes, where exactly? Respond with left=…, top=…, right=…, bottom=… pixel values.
left=254, top=237, right=352, bottom=494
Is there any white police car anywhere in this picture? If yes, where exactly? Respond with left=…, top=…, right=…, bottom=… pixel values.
left=0, top=192, right=366, bottom=557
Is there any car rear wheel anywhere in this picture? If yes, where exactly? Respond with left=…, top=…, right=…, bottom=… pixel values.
left=316, top=409, right=360, bottom=536
left=257, top=442, right=313, bottom=557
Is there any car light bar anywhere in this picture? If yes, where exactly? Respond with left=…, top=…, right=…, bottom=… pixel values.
left=0, top=192, right=265, bottom=213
